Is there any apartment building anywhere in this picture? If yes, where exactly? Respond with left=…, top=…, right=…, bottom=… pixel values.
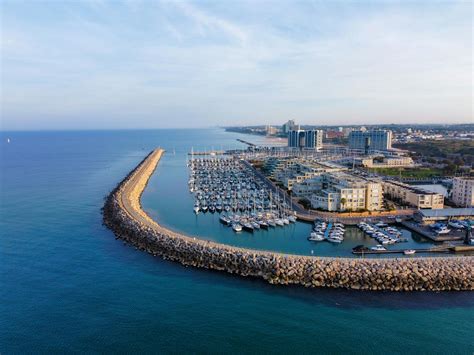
left=452, top=177, right=474, bottom=207
left=298, top=172, right=383, bottom=212
left=360, top=156, right=414, bottom=168
left=382, top=181, right=444, bottom=209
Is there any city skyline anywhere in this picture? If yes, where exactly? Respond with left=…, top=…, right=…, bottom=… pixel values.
left=1, top=0, right=472, bottom=131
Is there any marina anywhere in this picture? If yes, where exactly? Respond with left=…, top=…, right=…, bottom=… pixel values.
left=188, top=157, right=297, bottom=233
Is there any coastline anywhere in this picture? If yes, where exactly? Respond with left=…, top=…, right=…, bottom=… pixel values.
left=103, top=148, right=474, bottom=291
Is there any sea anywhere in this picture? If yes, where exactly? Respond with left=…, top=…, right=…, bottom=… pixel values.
left=1, top=129, right=473, bottom=354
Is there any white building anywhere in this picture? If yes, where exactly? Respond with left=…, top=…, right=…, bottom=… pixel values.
left=360, top=156, right=414, bottom=168
left=382, top=181, right=444, bottom=209
left=452, top=177, right=474, bottom=207
left=303, top=172, right=383, bottom=211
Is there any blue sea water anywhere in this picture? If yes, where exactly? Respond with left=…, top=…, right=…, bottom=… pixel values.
left=1, top=129, right=473, bottom=354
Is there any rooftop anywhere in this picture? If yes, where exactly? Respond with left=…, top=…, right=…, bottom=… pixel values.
left=417, top=208, right=474, bottom=217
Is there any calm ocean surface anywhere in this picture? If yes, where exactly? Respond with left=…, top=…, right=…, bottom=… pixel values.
left=1, top=129, right=473, bottom=354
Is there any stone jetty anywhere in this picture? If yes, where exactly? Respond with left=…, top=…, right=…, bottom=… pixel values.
left=103, top=149, right=474, bottom=291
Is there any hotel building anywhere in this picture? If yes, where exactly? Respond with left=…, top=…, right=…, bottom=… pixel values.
left=349, top=130, right=393, bottom=151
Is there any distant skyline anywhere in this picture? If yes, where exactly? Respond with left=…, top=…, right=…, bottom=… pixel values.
left=1, top=0, right=472, bottom=131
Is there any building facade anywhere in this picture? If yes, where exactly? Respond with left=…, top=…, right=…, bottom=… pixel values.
left=288, top=129, right=323, bottom=150
left=360, top=156, right=414, bottom=168
left=452, top=177, right=474, bottom=207
left=282, top=120, right=297, bottom=134
left=382, top=181, right=444, bottom=209
left=349, top=130, right=393, bottom=151
left=288, top=129, right=305, bottom=148
left=301, top=172, right=383, bottom=212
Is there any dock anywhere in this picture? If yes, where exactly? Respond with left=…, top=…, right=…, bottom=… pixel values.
left=400, top=220, right=464, bottom=242
left=188, top=150, right=225, bottom=156
left=237, top=139, right=256, bottom=147
left=352, top=244, right=474, bottom=255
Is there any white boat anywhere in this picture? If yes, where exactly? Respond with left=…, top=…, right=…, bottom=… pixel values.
left=308, top=233, right=325, bottom=241
left=193, top=206, right=200, bottom=214
left=370, top=245, right=386, bottom=251
left=436, top=226, right=451, bottom=234
left=232, top=223, right=242, bottom=232
left=403, top=249, right=416, bottom=255
left=288, top=215, right=297, bottom=223
left=326, top=237, right=342, bottom=243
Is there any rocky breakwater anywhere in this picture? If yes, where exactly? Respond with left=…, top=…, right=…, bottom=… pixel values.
left=103, top=149, right=474, bottom=291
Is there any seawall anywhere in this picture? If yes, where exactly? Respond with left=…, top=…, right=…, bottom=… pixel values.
left=103, top=149, right=474, bottom=291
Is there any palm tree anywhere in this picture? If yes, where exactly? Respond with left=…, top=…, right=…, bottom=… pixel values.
left=340, top=197, right=347, bottom=211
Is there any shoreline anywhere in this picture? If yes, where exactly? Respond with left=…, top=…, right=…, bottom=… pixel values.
left=103, top=149, right=474, bottom=291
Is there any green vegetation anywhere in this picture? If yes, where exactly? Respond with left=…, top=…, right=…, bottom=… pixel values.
left=370, top=167, right=445, bottom=178
left=393, top=139, right=474, bottom=166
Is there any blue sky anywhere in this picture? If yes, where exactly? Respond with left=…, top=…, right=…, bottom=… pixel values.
left=1, top=0, right=472, bottom=130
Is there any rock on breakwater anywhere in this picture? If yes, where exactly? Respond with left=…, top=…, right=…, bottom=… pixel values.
left=103, top=149, right=474, bottom=291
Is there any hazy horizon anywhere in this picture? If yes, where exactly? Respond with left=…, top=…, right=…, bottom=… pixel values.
left=1, top=0, right=472, bottom=131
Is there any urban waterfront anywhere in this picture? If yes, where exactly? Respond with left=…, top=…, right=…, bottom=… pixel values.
left=1, top=129, right=473, bottom=353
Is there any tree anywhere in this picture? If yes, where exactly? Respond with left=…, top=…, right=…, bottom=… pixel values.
left=340, top=197, right=347, bottom=211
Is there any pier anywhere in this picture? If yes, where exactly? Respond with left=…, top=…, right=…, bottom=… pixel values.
left=103, top=148, right=474, bottom=292
left=188, top=150, right=225, bottom=156
left=401, top=220, right=464, bottom=242
left=237, top=138, right=256, bottom=147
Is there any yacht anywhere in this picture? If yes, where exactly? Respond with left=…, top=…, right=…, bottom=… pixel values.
left=267, top=219, right=276, bottom=227
left=435, top=226, right=451, bottom=234
left=308, top=233, right=325, bottom=241
left=370, top=245, right=386, bottom=251
left=275, top=218, right=284, bottom=227
left=219, top=215, right=231, bottom=225
left=326, top=236, right=342, bottom=243
left=232, top=223, right=242, bottom=232
left=242, top=222, right=254, bottom=232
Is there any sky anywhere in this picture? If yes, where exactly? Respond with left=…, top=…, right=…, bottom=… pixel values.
left=1, top=0, right=472, bottom=130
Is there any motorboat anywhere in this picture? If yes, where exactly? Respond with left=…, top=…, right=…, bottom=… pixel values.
left=232, top=223, right=242, bottom=232
left=370, top=245, right=386, bottom=251
left=326, top=236, right=342, bottom=243
left=403, top=249, right=416, bottom=255
left=308, top=233, right=325, bottom=241
left=242, top=222, right=254, bottom=232
left=435, top=226, right=451, bottom=234
left=219, top=215, right=231, bottom=225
